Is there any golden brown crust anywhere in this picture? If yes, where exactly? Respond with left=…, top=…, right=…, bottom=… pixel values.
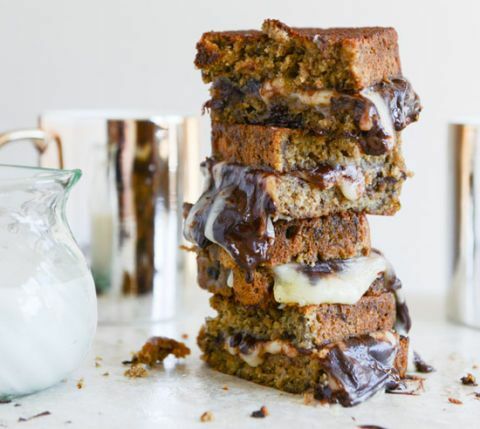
left=195, top=19, right=401, bottom=90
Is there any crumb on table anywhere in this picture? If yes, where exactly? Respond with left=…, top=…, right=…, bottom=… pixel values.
left=460, top=373, right=478, bottom=386
left=251, top=406, right=269, bottom=418
left=76, top=378, right=84, bottom=389
left=448, top=397, right=463, bottom=405
left=130, top=336, right=191, bottom=367
left=124, top=364, right=148, bottom=378
left=200, top=411, right=214, bottom=422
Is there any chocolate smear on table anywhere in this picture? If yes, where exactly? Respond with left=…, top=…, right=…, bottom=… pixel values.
left=357, top=426, right=388, bottom=429
left=18, top=411, right=51, bottom=422
left=386, top=375, right=425, bottom=396
left=413, top=351, right=435, bottom=373
left=313, top=333, right=402, bottom=407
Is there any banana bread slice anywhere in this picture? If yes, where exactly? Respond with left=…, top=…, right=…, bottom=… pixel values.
left=198, top=327, right=409, bottom=407
left=195, top=20, right=402, bottom=91
left=196, top=246, right=390, bottom=307
left=207, top=292, right=396, bottom=349
left=207, top=77, right=420, bottom=152
left=197, top=210, right=370, bottom=268
left=212, top=122, right=407, bottom=171
left=184, top=160, right=401, bottom=275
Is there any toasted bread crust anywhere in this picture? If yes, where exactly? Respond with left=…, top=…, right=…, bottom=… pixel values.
left=195, top=20, right=401, bottom=90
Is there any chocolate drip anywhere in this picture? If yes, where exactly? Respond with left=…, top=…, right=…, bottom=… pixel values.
left=208, top=77, right=421, bottom=156
left=378, top=78, right=421, bottom=130
left=314, top=334, right=401, bottom=407
left=184, top=160, right=361, bottom=281
left=385, top=274, right=412, bottom=334
left=184, top=160, right=276, bottom=280
left=413, top=351, right=435, bottom=373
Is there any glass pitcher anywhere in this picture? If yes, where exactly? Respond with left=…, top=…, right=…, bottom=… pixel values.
left=0, top=165, right=97, bottom=399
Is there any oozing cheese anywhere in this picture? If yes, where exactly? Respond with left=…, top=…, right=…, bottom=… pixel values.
left=273, top=252, right=388, bottom=306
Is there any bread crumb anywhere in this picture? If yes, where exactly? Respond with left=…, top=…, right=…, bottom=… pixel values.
left=222, top=385, right=229, bottom=391
left=200, top=411, right=214, bottom=422
left=124, top=364, right=148, bottom=378
left=303, top=392, right=316, bottom=405
left=130, top=336, right=191, bottom=366
left=102, top=372, right=110, bottom=377
left=461, top=373, right=478, bottom=386
left=448, top=397, right=463, bottom=405
left=251, top=406, right=269, bottom=418
left=76, top=378, right=84, bottom=389
left=181, top=333, right=189, bottom=340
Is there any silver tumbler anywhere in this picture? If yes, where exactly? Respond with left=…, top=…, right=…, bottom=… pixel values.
left=0, top=111, right=200, bottom=323
left=448, top=121, right=480, bottom=328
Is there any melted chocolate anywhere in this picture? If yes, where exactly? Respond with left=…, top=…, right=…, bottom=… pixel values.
left=184, top=160, right=276, bottom=281
left=314, top=334, right=401, bottom=407
left=184, top=160, right=360, bottom=281
left=413, top=352, right=435, bottom=373
left=229, top=332, right=259, bottom=355
left=208, top=77, right=421, bottom=156
left=290, top=164, right=360, bottom=190
left=295, top=259, right=346, bottom=283
left=384, top=274, right=412, bottom=334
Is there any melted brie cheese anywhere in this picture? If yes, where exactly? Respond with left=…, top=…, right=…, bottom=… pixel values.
left=273, top=252, right=388, bottom=306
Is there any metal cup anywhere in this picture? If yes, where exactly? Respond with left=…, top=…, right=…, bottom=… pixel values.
left=0, top=111, right=200, bottom=323
left=448, top=121, right=480, bottom=328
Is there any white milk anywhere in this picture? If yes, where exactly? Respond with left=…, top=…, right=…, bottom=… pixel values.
left=0, top=243, right=97, bottom=399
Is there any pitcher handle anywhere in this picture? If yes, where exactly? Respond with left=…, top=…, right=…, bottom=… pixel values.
left=0, top=129, right=64, bottom=169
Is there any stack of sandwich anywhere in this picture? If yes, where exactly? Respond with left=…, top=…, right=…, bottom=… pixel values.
left=184, top=19, right=421, bottom=406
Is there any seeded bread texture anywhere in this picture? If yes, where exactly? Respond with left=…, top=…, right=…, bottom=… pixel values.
left=207, top=292, right=396, bottom=349
left=260, top=170, right=403, bottom=218
left=195, top=20, right=401, bottom=91
left=197, top=328, right=409, bottom=396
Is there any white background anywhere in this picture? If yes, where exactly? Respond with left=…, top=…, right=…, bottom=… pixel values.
left=0, top=0, right=477, bottom=296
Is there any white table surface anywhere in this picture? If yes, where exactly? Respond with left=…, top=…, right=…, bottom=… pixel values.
left=1, top=288, right=479, bottom=429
